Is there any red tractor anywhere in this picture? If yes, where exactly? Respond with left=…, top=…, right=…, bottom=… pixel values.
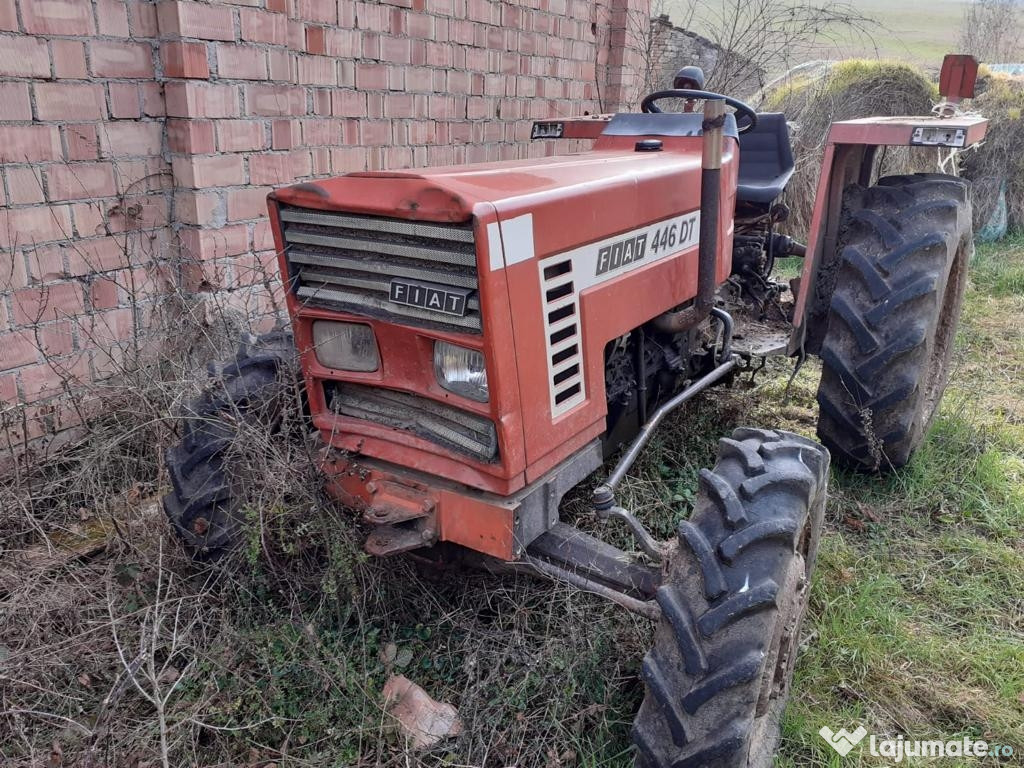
left=165, top=56, right=984, bottom=765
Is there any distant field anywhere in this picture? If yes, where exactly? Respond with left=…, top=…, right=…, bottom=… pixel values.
left=659, top=0, right=968, bottom=67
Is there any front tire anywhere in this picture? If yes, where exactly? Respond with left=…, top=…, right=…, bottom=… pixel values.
left=632, top=428, right=830, bottom=768
left=816, top=174, right=973, bottom=471
left=163, top=332, right=298, bottom=559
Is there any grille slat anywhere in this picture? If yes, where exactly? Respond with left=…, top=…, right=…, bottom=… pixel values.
left=297, top=285, right=482, bottom=330
left=289, top=251, right=479, bottom=289
left=327, top=382, right=498, bottom=462
left=280, top=208, right=476, bottom=243
left=281, top=206, right=481, bottom=334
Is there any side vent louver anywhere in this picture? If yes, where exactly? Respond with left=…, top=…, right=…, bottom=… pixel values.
left=539, top=256, right=585, bottom=416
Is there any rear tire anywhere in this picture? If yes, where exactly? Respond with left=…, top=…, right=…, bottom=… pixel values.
left=816, top=174, right=972, bottom=471
left=632, top=429, right=830, bottom=768
left=163, top=332, right=298, bottom=559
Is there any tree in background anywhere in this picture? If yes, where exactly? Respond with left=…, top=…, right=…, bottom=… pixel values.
left=959, top=0, right=1023, bottom=64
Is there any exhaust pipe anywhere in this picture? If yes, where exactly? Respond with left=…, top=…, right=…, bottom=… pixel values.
left=651, top=98, right=725, bottom=334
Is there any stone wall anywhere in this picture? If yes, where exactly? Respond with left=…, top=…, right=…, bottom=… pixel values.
left=0, top=0, right=648, bottom=456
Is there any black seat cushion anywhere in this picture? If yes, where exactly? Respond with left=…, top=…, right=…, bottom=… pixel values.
left=736, top=113, right=795, bottom=205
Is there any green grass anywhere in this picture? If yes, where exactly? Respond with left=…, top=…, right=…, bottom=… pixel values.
left=658, top=0, right=968, bottom=67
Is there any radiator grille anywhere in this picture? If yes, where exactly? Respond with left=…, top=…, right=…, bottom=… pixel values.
left=280, top=207, right=480, bottom=333
left=325, top=382, right=499, bottom=462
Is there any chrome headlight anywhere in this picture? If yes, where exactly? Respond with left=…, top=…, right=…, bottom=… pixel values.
left=434, top=341, right=488, bottom=402
left=312, top=321, right=379, bottom=372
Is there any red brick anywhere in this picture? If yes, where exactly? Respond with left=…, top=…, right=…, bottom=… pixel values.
left=157, top=0, right=235, bottom=41
left=6, top=166, right=45, bottom=205
left=174, top=189, right=223, bottom=227
left=271, top=118, right=298, bottom=149
left=165, top=81, right=240, bottom=118
left=297, top=0, right=335, bottom=24
left=25, top=245, right=66, bottom=282
left=306, top=25, right=326, bottom=54
left=45, top=163, right=116, bottom=202
left=90, top=277, right=120, bottom=310
left=71, top=202, right=106, bottom=239
left=64, top=125, right=101, bottom=161
left=226, top=186, right=272, bottom=221
left=245, top=84, right=305, bottom=116
left=38, top=321, right=75, bottom=357
left=360, top=120, right=392, bottom=146
left=216, top=44, right=268, bottom=80
left=0, top=374, right=16, bottom=403
left=22, top=0, right=96, bottom=35
left=161, top=40, right=210, bottom=79
left=0, top=83, right=32, bottom=121
left=0, top=330, right=41, bottom=370
left=239, top=8, right=288, bottom=44
left=178, top=224, right=249, bottom=260
left=266, top=0, right=288, bottom=11
left=142, top=83, right=166, bottom=116
left=46, top=164, right=118, bottom=202
left=66, top=236, right=131, bottom=275
left=267, top=49, right=292, bottom=81
left=97, top=0, right=131, bottom=35
left=252, top=220, right=275, bottom=251
left=98, top=123, right=163, bottom=157
left=128, top=0, right=158, bottom=36
left=249, top=151, right=308, bottom=184
left=52, top=39, right=88, bottom=78
left=109, top=83, right=143, bottom=119
left=0, top=36, right=50, bottom=77
left=325, top=27, right=358, bottom=57
left=12, top=283, right=85, bottom=325
left=0, top=126, right=62, bottom=164
left=297, top=55, right=335, bottom=86
left=35, top=83, right=106, bottom=121
left=216, top=119, right=266, bottom=151
left=0, top=0, right=17, bottom=31
left=90, top=41, right=155, bottom=78
left=332, top=89, right=367, bottom=117
left=166, top=119, right=215, bottom=153
left=20, top=356, right=90, bottom=400
left=172, top=154, right=246, bottom=188
left=180, top=260, right=225, bottom=292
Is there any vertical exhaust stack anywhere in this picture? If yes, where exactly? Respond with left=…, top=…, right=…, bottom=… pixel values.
left=651, top=98, right=725, bottom=334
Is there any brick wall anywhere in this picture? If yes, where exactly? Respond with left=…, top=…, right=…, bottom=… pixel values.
left=1, top=0, right=649, bottom=457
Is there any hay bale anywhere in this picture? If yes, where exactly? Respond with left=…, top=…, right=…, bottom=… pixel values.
left=961, top=70, right=1024, bottom=233
left=759, top=60, right=939, bottom=235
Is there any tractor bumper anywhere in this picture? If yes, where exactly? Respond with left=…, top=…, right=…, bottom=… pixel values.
left=320, top=441, right=602, bottom=561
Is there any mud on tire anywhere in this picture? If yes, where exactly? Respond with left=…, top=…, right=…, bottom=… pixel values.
left=816, top=173, right=973, bottom=471
left=632, top=428, right=830, bottom=768
left=163, top=332, right=298, bottom=559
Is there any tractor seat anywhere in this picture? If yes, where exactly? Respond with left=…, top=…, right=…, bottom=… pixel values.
left=736, top=113, right=795, bottom=205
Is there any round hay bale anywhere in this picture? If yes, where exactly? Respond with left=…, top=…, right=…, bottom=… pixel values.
left=961, top=69, right=1024, bottom=234
left=759, top=60, right=939, bottom=235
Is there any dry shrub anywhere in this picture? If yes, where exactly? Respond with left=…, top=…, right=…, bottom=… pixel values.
left=759, top=60, right=940, bottom=234
left=961, top=69, right=1024, bottom=233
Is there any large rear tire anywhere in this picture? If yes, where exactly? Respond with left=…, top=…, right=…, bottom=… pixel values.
left=815, top=174, right=972, bottom=471
left=632, top=429, right=830, bottom=768
left=163, top=332, right=298, bottom=559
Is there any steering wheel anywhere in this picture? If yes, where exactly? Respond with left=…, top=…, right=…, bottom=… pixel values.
left=641, top=89, right=758, bottom=134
